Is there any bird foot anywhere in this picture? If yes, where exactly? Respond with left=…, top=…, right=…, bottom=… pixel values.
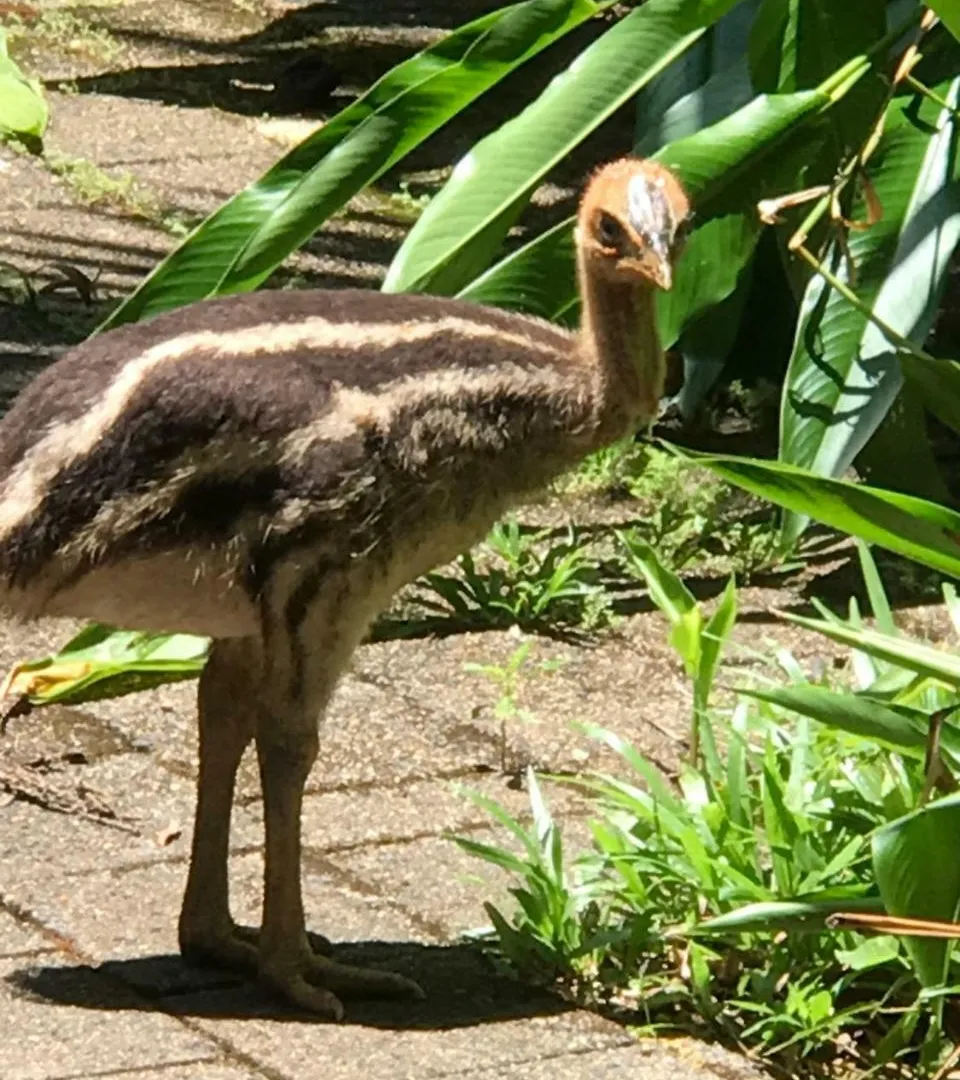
left=262, top=952, right=426, bottom=1019
left=180, top=921, right=422, bottom=1017
left=179, top=921, right=334, bottom=972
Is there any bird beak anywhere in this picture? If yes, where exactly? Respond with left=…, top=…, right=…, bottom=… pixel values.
left=642, top=239, right=673, bottom=291
left=649, top=247, right=673, bottom=291
left=627, top=174, right=677, bottom=290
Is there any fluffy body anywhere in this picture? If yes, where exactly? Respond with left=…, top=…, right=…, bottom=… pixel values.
left=0, top=290, right=614, bottom=634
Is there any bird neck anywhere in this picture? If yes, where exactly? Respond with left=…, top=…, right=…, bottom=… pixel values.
left=575, top=251, right=665, bottom=440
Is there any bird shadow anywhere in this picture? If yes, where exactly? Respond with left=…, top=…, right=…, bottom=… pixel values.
left=5, top=940, right=573, bottom=1029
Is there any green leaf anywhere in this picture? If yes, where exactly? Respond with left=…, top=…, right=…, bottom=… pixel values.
left=636, top=0, right=758, bottom=147
left=687, top=895, right=883, bottom=935
left=657, top=212, right=759, bottom=349
left=873, top=793, right=960, bottom=986
left=7, top=625, right=208, bottom=705
left=779, top=612, right=960, bottom=690
left=855, top=381, right=953, bottom=503
left=384, top=0, right=744, bottom=297
left=100, top=0, right=606, bottom=329
left=741, top=684, right=958, bottom=761
left=855, top=539, right=896, bottom=634
left=780, top=77, right=960, bottom=543
left=457, top=216, right=578, bottom=321
left=670, top=445, right=960, bottom=580
left=761, top=740, right=801, bottom=894
left=835, top=935, right=901, bottom=971
left=0, top=29, right=47, bottom=142
left=456, top=66, right=864, bottom=331
left=899, top=351, right=960, bottom=439
left=619, top=531, right=703, bottom=673
left=749, top=0, right=885, bottom=94
left=669, top=258, right=752, bottom=418
left=696, top=574, right=737, bottom=707
left=619, top=531, right=697, bottom=623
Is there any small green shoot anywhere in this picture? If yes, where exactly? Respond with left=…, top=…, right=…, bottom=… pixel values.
left=464, top=642, right=566, bottom=772
left=619, top=529, right=737, bottom=767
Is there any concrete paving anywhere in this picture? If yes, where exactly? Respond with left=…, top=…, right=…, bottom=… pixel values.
left=0, top=613, right=771, bottom=1080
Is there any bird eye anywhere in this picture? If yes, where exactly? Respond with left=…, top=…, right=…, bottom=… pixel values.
left=596, top=211, right=625, bottom=249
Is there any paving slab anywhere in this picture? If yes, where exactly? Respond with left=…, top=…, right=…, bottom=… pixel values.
left=0, top=144, right=170, bottom=308
left=7, top=849, right=418, bottom=978
left=187, top=1003, right=632, bottom=1080
left=72, top=1068, right=263, bottom=1080
left=459, top=1041, right=764, bottom=1079
left=0, top=956, right=218, bottom=1080
left=83, top=667, right=500, bottom=797
left=0, top=908, right=56, bottom=959
left=0, top=751, right=261, bottom=879
left=42, top=92, right=279, bottom=221
left=282, top=772, right=588, bottom=854
left=351, top=629, right=689, bottom=776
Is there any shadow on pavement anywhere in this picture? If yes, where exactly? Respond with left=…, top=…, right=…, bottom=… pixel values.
left=6, top=939, right=573, bottom=1029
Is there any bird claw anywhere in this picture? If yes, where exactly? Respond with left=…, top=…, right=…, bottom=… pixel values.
left=261, top=953, right=424, bottom=1017
left=301, top=952, right=426, bottom=1005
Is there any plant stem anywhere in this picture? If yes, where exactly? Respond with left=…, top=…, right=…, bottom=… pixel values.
left=793, top=242, right=941, bottom=365
left=905, top=73, right=960, bottom=119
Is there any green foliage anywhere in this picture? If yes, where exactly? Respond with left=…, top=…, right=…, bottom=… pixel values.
left=2, top=623, right=208, bottom=707
left=411, top=517, right=615, bottom=633
left=101, top=0, right=612, bottom=329
left=618, top=532, right=736, bottom=763
left=779, top=75, right=960, bottom=542
left=0, top=28, right=46, bottom=146
left=457, top=549, right=960, bottom=1074
left=385, top=0, right=744, bottom=297
left=674, top=444, right=960, bottom=579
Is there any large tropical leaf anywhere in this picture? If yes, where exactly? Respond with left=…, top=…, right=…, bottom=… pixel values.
left=99, top=0, right=608, bottom=330
left=873, top=794, right=960, bottom=986
left=2, top=624, right=208, bottom=706
left=670, top=267, right=752, bottom=418
left=383, top=0, right=746, bottom=297
left=779, top=76, right=960, bottom=543
left=749, top=0, right=885, bottom=96
left=855, top=380, right=953, bottom=503
left=899, top=350, right=960, bottom=436
left=634, top=0, right=758, bottom=153
left=457, top=215, right=579, bottom=321
left=670, top=446, right=960, bottom=579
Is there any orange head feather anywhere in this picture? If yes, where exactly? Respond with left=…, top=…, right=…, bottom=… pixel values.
left=577, top=157, right=691, bottom=290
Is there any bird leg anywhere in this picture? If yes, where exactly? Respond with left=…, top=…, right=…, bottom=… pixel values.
left=255, top=704, right=424, bottom=1017
left=253, top=594, right=425, bottom=1018
left=178, top=638, right=331, bottom=972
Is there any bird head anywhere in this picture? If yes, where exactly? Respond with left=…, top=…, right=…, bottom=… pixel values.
left=577, top=158, right=691, bottom=290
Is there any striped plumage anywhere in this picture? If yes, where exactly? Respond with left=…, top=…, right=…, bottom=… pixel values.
left=0, top=157, right=689, bottom=1017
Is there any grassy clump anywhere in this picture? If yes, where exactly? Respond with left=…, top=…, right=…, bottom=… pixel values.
left=456, top=545, right=960, bottom=1078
